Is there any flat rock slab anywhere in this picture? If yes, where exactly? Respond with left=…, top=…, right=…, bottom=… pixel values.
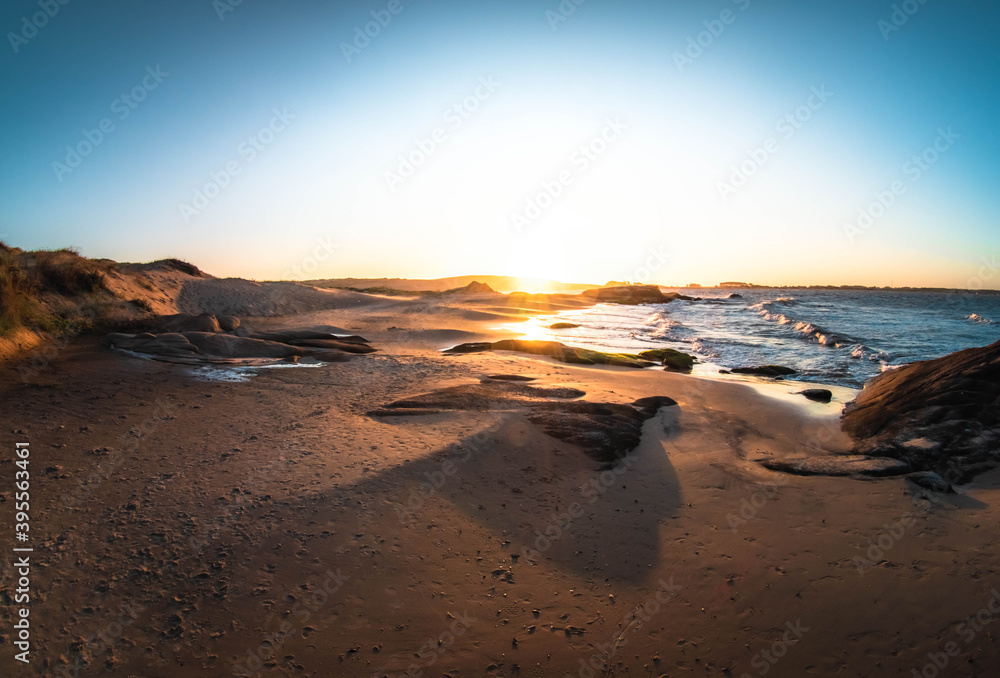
left=761, top=455, right=912, bottom=477
left=369, top=378, right=678, bottom=466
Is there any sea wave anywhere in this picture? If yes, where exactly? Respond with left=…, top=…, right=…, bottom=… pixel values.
left=751, top=301, right=854, bottom=347
left=641, top=311, right=681, bottom=340
left=967, top=313, right=994, bottom=324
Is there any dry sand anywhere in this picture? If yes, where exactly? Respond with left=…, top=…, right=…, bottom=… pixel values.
left=2, top=285, right=1000, bottom=678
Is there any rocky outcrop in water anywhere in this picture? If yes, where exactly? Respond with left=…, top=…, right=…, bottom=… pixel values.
left=581, top=285, right=688, bottom=305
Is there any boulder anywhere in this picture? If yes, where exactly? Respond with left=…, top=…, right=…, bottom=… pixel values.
left=217, top=315, right=241, bottom=332
left=842, top=339, right=1000, bottom=483
left=731, top=365, right=797, bottom=377
left=798, top=389, right=833, bottom=403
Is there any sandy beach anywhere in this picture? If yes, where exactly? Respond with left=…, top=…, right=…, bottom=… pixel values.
left=3, top=280, right=1000, bottom=678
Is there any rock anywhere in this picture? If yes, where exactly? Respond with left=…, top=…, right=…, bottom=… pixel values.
left=527, top=402, right=649, bottom=465
left=581, top=285, right=675, bottom=305
left=286, top=339, right=377, bottom=354
left=369, top=379, right=676, bottom=466
left=761, top=455, right=912, bottom=477
left=548, top=322, right=580, bottom=329
left=484, top=375, right=537, bottom=382
left=728, top=293, right=744, bottom=299
left=444, top=342, right=495, bottom=354
left=906, top=471, right=954, bottom=494
left=217, top=315, right=240, bottom=332
left=444, top=281, right=495, bottom=294
left=154, top=313, right=223, bottom=333
left=798, top=389, right=833, bottom=403
left=308, top=351, right=353, bottom=363
left=632, top=396, right=679, bottom=413
left=637, top=349, right=696, bottom=372
left=445, top=340, right=656, bottom=369
left=842, top=339, right=1000, bottom=482
left=181, top=333, right=307, bottom=359
left=731, top=365, right=797, bottom=377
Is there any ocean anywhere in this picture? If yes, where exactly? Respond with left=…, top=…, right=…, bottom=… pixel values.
left=510, top=289, right=1000, bottom=388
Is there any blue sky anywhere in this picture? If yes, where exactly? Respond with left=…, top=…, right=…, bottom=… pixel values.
left=1, top=0, right=998, bottom=287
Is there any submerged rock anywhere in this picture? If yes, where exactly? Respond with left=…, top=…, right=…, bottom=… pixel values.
left=731, top=365, right=797, bottom=377
left=842, top=339, right=1000, bottom=483
left=548, top=322, right=580, bottom=329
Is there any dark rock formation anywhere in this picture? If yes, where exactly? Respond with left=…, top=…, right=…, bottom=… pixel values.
left=153, top=313, right=223, bottom=333
left=369, top=379, right=678, bottom=466
left=105, top=319, right=373, bottom=365
left=731, top=365, right=797, bottom=377
left=841, top=339, right=1000, bottom=483
left=581, top=285, right=675, bottom=305
left=637, top=348, right=696, bottom=372
left=761, top=455, right=911, bottom=477
left=444, top=340, right=656, bottom=369
left=906, top=471, right=954, bottom=494
left=445, top=281, right=496, bottom=295
left=798, top=389, right=833, bottom=403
